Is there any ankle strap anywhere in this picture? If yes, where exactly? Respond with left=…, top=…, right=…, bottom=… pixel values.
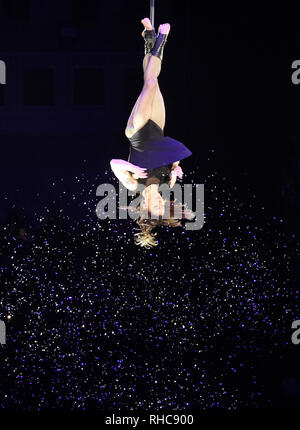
left=144, top=29, right=157, bottom=55
left=151, top=32, right=168, bottom=61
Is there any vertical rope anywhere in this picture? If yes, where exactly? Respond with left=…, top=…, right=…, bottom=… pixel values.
left=150, top=0, right=155, bottom=29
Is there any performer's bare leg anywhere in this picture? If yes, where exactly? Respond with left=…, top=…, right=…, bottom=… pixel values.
left=125, top=19, right=169, bottom=134
left=142, top=51, right=166, bottom=131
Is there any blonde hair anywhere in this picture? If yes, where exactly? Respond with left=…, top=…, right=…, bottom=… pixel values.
left=133, top=215, right=182, bottom=248
left=123, top=199, right=189, bottom=248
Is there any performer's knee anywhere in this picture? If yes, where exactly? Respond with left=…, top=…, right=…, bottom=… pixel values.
left=144, top=77, right=157, bottom=89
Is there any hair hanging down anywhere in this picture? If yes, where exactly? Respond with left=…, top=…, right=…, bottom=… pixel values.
left=123, top=199, right=195, bottom=249
left=119, top=164, right=195, bottom=248
left=133, top=215, right=181, bottom=248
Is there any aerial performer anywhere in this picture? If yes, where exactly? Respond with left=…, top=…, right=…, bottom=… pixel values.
left=110, top=15, right=194, bottom=248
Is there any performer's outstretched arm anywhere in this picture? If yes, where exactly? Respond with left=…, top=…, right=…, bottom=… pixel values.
left=110, top=159, right=147, bottom=191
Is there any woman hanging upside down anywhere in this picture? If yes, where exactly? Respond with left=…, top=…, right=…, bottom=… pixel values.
left=110, top=18, right=194, bottom=248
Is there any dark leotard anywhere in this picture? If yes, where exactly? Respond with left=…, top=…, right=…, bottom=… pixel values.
left=137, top=164, right=173, bottom=188
left=127, top=119, right=192, bottom=170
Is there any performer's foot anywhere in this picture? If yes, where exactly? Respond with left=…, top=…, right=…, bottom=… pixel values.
left=141, top=18, right=157, bottom=56
left=141, top=17, right=153, bottom=38
left=158, top=23, right=171, bottom=36
left=151, top=24, right=170, bottom=61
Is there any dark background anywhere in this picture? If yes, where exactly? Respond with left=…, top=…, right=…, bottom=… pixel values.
left=0, top=0, right=300, bottom=413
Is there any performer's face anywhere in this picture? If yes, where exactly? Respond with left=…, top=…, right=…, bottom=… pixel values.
left=141, top=185, right=165, bottom=218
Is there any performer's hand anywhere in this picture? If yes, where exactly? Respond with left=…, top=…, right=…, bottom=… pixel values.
left=182, top=208, right=196, bottom=220
left=111, top=159, right=148, bottom=178
left=172, top=165, right=183, bottom=179
left=126, top=162, right=148, bottom=178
